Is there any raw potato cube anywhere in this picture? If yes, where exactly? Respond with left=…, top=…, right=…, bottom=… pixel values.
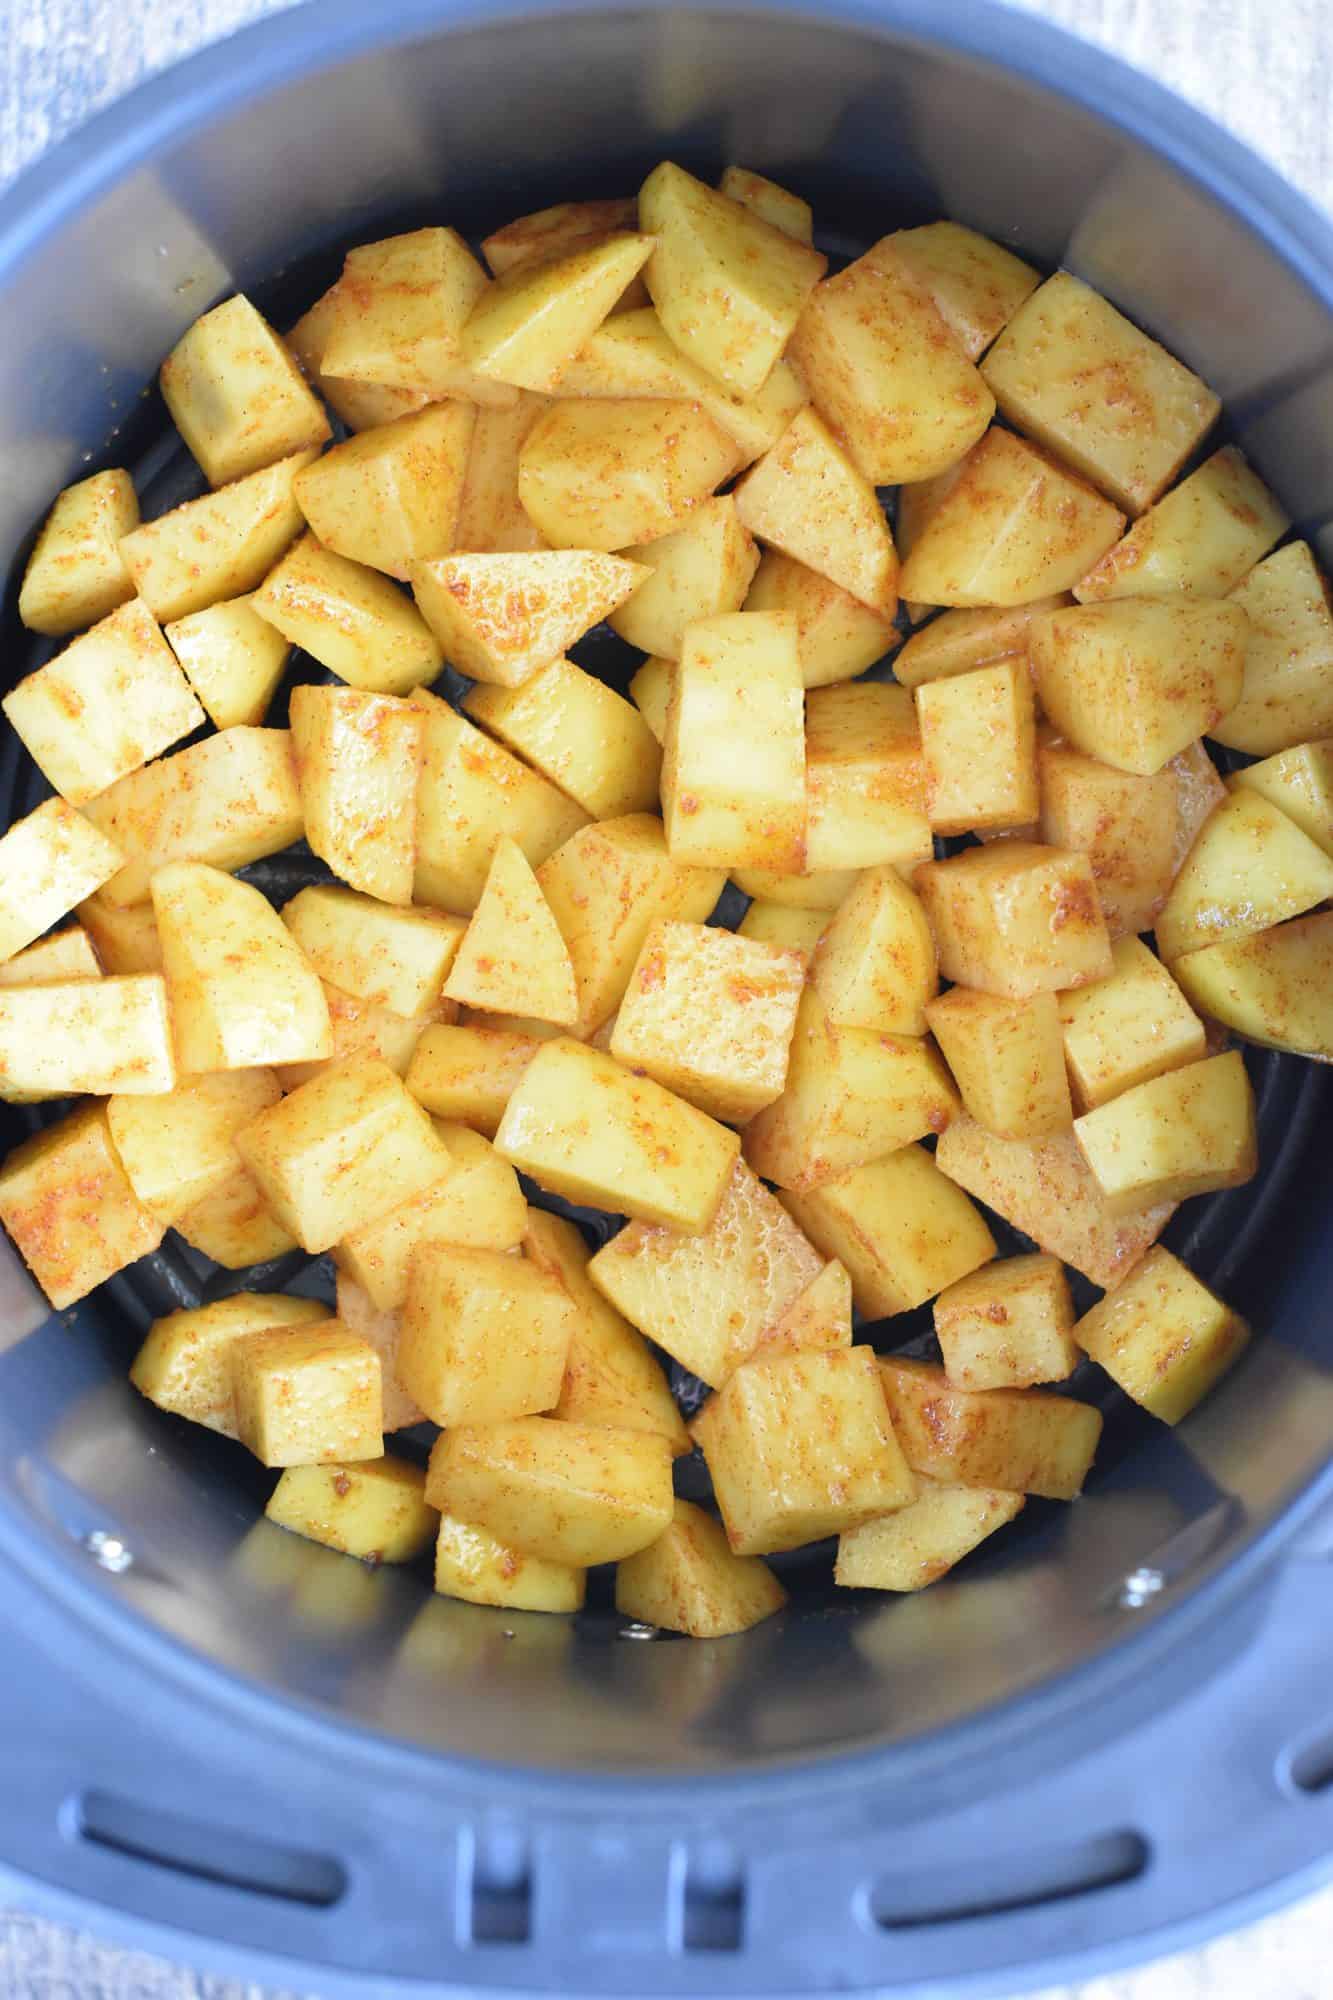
left=496, top=1037, right=739, bottom=1232
left=282, top=887, right=463, bottom=1018
left=398, top=1241, right=574, bottom=1426
left=237, top=1055, right=454, bottom=1252
left=1073, top=1245, right=1248, bottom=1424
left=0, top=925, right=100, bottom=987
left=165, top=595, right=291, bottom=730
left=610, top=496, right=759, bottom=660
left=880, top=1357, right=1101, bottom=1499
left=788, top=242, right=994, bottom=482
left=0, top=973, right=173, bottom=1102
left=1173, top=912, right=1333, bottom=1060
left=3, top=598, right=205, bottom=807
left=173, top=1163, right=296, bottom=1269
left=639, top=160, right=826, bottom=396
left=108, top=1068, right=281, bottom=1224
left=981, top=272, right=1220, bottom=514
left=734, top=407, right=898, bottom=616
left=462, top=233, right=655, bottom=391
left=719, top=166, right=812, bottom=241
left=781, top=1145, right=995, bottom=1318
left=290, top=685, right=423, bottom=906
left=336, top=1121, right=525, bottom=1308
left=1214, top=542, right=1333, bottom=755
left=934, top=1253, right=1076, bottom=1390
left=483, top=195, right=640, bottom=276
left=253, top=533, right=442, bottom=695
left=753, top=1257, right=853, bottom=1358
left=661, top=611, right=805, bottom=873
left=130, top=1293, right=328, bottom=1437
left=274, top=979, right=446, bottom=1091
left=744, top=550, right=896, bottom=688
left=520, top=398, right=740, bottom=551
left=1059, top=938, right=1205, bottom=1111
left=286, top=281, right=431, bottom=431
left=454, top=392, right=551, bottom=553
left=732, top=866, right=858, bottom=911
left=119, top=450, right=316, bottom=622
left=805, top=681, right=930, bottom=873
left=746, top=988, right=959, bottom=1190
left=0, top=800, right=122, bottom=962
left=267, top=1457, right=436, bottom=1564
left=412, top=690, right=588, bottom=914
left=160, top=292, right=329, bottom=489
left=836, top=1477, right=1025, bottom=1591
left=412, top=549, right=646, bottom=688
left=889, top=221, right=1040, bottom=359
left=893, top=597, right=1071, bottom=688
left=1073, top=1049, right=1257, bottom=1215
left=231, top=1320, right=382, bottom=1466
left=523, top=1208, right=689, bottom=1451
left=926, top=988, right=1072, bottom=1141
left=0, top=1103, right=164, bottom=1308
left=694, top=1346, right=916, bottom=1554
left=405, top=1022, right=541, bottom=1135
left=1030, top=600, right=1246, bottom=776
left=1231, top=741, right=1333, bottom=857
left=616, top=1499, right=787, bottom=1637
left=434, top=1515, right=585, bottom=1613
left=152, top=862, right=331, bottom=1073
left=335, top=1272, right=426, bottom=1431
left=319, top=227, right=499, bottom=399
left=427, top=1417, right=675, bottom=1565
left=77, top=895, right=161, bottom=974
left=1074, top=446, right=1287, bottom=603
left=443, top=837, right=577, bottom=1026
left=80, top=726, right=304, bottom=908
left=589, top=1157, right=822, bottom=1387
left=19, top=468, right=138, bottom=636
left=917, top=660, right=1037, bottom=835
left=1037, top=736, right=1178, bottom=939
left=935, top=1114, right=1173, bottom=1289
left=1155, top=789, right=1333, bottom=962
left=810, top=869, right=936, bottom=1036
left=915, top=843, right=1112, bottom=999
left=537, top=815, right=725, bottom=1036
left=464, top=659, right=661, bottom=818
left=738, top=900, right=829, bottom=956
left=293, top=404, right=474, bottom=579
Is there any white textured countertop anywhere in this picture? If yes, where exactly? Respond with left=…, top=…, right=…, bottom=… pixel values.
left=0, top=1, right=1330, bottom=1995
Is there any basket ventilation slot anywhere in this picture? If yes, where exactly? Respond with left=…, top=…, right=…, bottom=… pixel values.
left=869, top=1829, right=1148, bottom=1929
left=75, top=1790, right=346, bottom=1907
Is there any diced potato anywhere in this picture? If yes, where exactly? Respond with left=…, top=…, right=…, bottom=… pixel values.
left=889, top=221, right=1040, bottom=360
left=483, top=196, right=639, bottom=276
left=434, top=1515, right=585, bottom=1612
left=881, top=1357, right=1101, bottom=1499
left=335, top=1272, right=425, bottom=1431
left=231, top=1320, right=382, bottom=1466
left=1074, top=446, right=1287, bottom=603
left=119, top=450, right=316, bottom=623
left=404, top=1021, right=540, bottom=1136
left=897, top=430, right=1124, bottom=608
left=537, top=814, right=724, bottom=1036
left=3, top=598, right=205, bottom=807
left=934, top=1253, right=1076, bottom=1390
left=412, top=548, right=646, bottom=688
left=754, top=1257, right=853, bottom=1358
left=0, top=800, right=122, bottom=962
left=152, top=862, right=331, bottom=1073
left=253, top=533, right=442, bottom=695
left=917, top=660, right=1037, bottom=835
left=810, top=868, right=936, bottom=1036
left=0, top=925, right=100, bottom=988
left=893, top=597, right=1071, bottom=688
left=275, top=982, right=447, bottom=1091
left=173, top=1165, right=296, bottom=1269
left=719, top=166, right=812, bottom=241
left=734, top=407, right=898, bottom=616
left=131, top=1293, right=328, bottom=1437
left=19, top=468, right=138, bottom=636
left=1059, top=938, right=1206, bottom=1111
left=980, top=271, right=1220, bottom=514
left=282, top=886, right=463, bottom=1019
left=165, top=595, right=291, bottom=731
left=465, top=659, right=661, bottom=818
left=1073, top=1245, right=1248, bottom=1425
left=744, top=550, right=896, bottom=689
left=1073, top=1049, right=1256, bottom=1215
left=694, top=1346, right=916, bottom=1554
left=1173, top=912, right=1333, bottom=1060
left=639, top=160, right=826, bottom=396
left=0, top=1103, right=163, bottom=1308
left=616, top=1498, right=786, bottom=1636
left=292, top=405, right=474, bottom=580
left=107, top=1067, right=280, bottom=1223
left=286, top=281, right=432, bottom=431
left=77, top=895, right=161, bottom=975
left=412, top=689, right=588, bottom=914
left=788, top=242, right=994, bottom=482
left=835, top=1476, right=1025, bottom=1591
left=267, top=1457, right=436, bottom=1563
left=426, top=1417, right=674, bottom=1564
left=289, top=685, right=423, bottom=906
left=454, top=392, right=551, bottom=553
left=80, top=726, right=303, bottom=908
left=398, top=1241, right=573, bottom=1426
left=443, top=837, right=577, bottom=1026
left=1213, top=542, right=1333, bottom=755
left=589, top=1156, right=821, bottom=1386
left=335, top=1120, right=524, bottom=1309
left=318, top=227, right=499, bottom=399
left=926, top=987, right=1072, bottom=1141
left=781, top=1144, right=995, bottom=1318
left=522, top=397, right=742, bottom=554
left=661, top=610, right=805, bottom=872
left=1155, top=789, right=1333, bottom=962
left=732, top=866, right=858, bottom=910
left=237, top=1054, right=454, bottom=1252
left=1036, top=735, right=1177, bottom=938
left=1231, top=741, right=1333, bottom=857
left=610, top=496, right=758, bottom=661
left=160, top=293, right=329, bottom=488
left=805, top=681, right=930, bottom=873
left=916, top=843, right=1112, bottom=999
left=496, top=1037, right=739, bottom=1231
left=462, top=233, right=655, bottom=391
left=746, top=988, right=959, bottom=1190
left=738, top=900, right=828, bottom=956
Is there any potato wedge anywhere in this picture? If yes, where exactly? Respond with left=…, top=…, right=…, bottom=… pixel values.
left=335, top=1121, right=525, bottom=1309
left=0, top=973, right=172, bottom=1103
left=282, top=887, right=463, bottom=1019
left=918, top=659, right=1037, bottom=836
left=464, top=658, right=661, bottom=817
left=718, top=166, right=812, bottom=242
left=404, top=1021, right=541, bottom=1136
left=1230, top=740, right=1333, bottom=857
left=1155, top=788, right=1333, bottom=962
left=290, top=685, right=423, bottom=907
left=453, top=392, right=551, bottom=553
left=443, top=836, right=577, bottom=1026
left=610, top=496, right=758, bottom=660
left=0, top=1102, right=164, bottom=1308
left=1073, top=1245, right=1248, bottom=1425
left=0, top=925, right=100, bottom=988
left=334, top=1273, right=426, bottom=1432
left=1173, top=912, right=1333, bottom=1060
left=518, top=398, right=741, bottom=550
left=744, top=550, right=896, bottom=688
left=879, top=1357, right=1101, bottom=1499
left=161, top=294, right=330, bottom=487
left=319, top=227, right=505, bottom=401
left=731, top=866, right=858, bottom=910
left=835, top=1477, right=1025, bottom=1591
left=734, top=407, right=898, bottom=616
left=482, top=196, right=640, bottom=276
left=270, top=980, right=448, bottom=1092
left=616, top=1498, right=787, bottom=1637
left=412, top=548, right=646, bottom=687
left=1036, top=735, right=1178, bottom=938
left=888, top=221, right=1040, bottom=360
left=172, top=1163, right=296, bottom=1269
left=286, top=280, right=432, bottom=431
left=462, top=232, right=655, bottom=391
left=119, top=450, right=316, bottom=622
left=892, top=597, right=1070, bottom=688
left=805, top=681, right=930, bottom=873
left=1074, top=446, right=1287, bottom=603
left=165, top=595, right=291, bottom=731
left=433, top=1515, right=585, bottom=1613
left=754, top=1258, right=853, bottom=1359
left=19, top=468, right=138, bottom=636
left=253, top=533, right=442, bottom=695
left=108, top=1068, right=282, bottom=1225
left=0, top=799, right=123, bottom=963
left=810, top=868, right=936, bottom=1036
left=738, top=900, right=829, bottom=956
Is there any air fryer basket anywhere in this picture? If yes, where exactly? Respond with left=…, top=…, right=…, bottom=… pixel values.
left=4, top=3, right=1333, bottom=1993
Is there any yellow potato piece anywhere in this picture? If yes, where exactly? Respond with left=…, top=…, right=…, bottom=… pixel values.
left=412, top=548, right=646, bottom=687
left=805, top=681, right=930, bottom=874
left=753, top=1257, right=853, bottom=1359
left=737, top=900, right=829, bottom=957
left=934, top=1253, right=1077, bottom=1391
left=1037, top=735, right=1179, bottom=939
left=0, top=969, right=165, bottom=1101
left=108, top=1068, right=282, bottom=1225
left=483, top=196, right=640, bottom=276
left=253, top=533, right=442, bottom=696
left=0, top=799, right=122, bottom=963
left=1074, top=446, right=1287, bottom=603
left=274, top=982, right=447, bottom=1092
left=918, top=659, right=1038, bottom=836
left=286, top=280, right=433, bottom=432
left=19, top=468, right=138, bottom=636
left=231, top=1319, right=383, bottom=1467
left=462, top=232, right=656, bottom=391
left=119, top=450, right=316, bottom=623
left=1155, top=788, right=1333, bottom=962
left=399, top=1240, right=574, bottom=1426
left=518, top=398, right=741, bottom=551
left=0, top=925, right=100, bottom=987
left=290, top=685, right=423, bottom=907
left=893, top=597, right=1071, bottom=688
left=433, top=1513, right=585, bottom=1613
left=926, top=987, right=1072, bottom=1142
left=160, top=293, right=330, bottom=487
left=916, top=842, right=1113, bottom=999
left=735, top=407, right=898, bottom=616
left=319, top=227, right=506, bottom=402
left=1173, top=912, right=1333, bottom=1061
left=888, top=221, right=1040, bottom=360
left=610, top=495, right=759, bottom=661
left=464, top=658, right=662, bottom=818
left=453, top=392, right=551, bottom=553
left=0, top=1102, right=164, bottom=1309
left=744, top=551, right=897, bottom=689
left=836, top=1477, right=1025, bottom=1591
left=165, top=594, right=292, bottom=730
left=335, top=1122, right=525, bottom=1310
left=282, top=886, right=463, bottom=1019
left=1073, top=1049, right=1257, bottom=1216
left=172, top=1164, right=296, bottom=1270
left=1230, top=740, right=1333, bottom=857
left=405, top=1021, right=541, bottom=1136
left=427, top=1417, right=674, bottom=1566
left=616, top=1498, right=787, bottom=1637
left=880, top=1357, right=1101, bottom=1500
left=810, top=867, right=937, bottom=1036
left=718, top=166, right=812, bottom=242
left=334, top=1272, right=426, bottom=1432
left=267, top=1457, right=437, bottom=1564
left=1073, top=1246, right=1249, bottom=1425
left=731, top=866, right=860, bottom=910
left=443, top=836, right=578, bottom=1026
left=130, top=1292, right=328, bottom=1437
left=1214, top=541, right=1333, bottom=755
left=1059, top=937, right=1206, bottom=1112
left=293, top=404, right=475, bottom=579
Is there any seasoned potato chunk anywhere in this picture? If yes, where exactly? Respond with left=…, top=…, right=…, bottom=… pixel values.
left=616, top=1499, right=787, bottom=1637
left=253, top=533, right=442, bottom=696
left=917, top=659, right=1037, bottom=835
left=130, top=1292, right=328, bottom=1438
left=926, top=987, right=1072, bottom=1141
left=1173, top=912, right=1333, bottom=1061
left=165, top=595, right=291, bottom=731
left=1074, top=446, right=1287, bottom=603
left=276, top=981, right=447, bottom=1091
left=880, top=1357, right=1101, bottom=1499
left=483, top=195, right=640, bottom=276
left=427, top=1418, right=674, bottom=1565
left=465, top=659, right=661, bottom=818
left=405, top=1021, right=541, bottom=1136
left=738, top=900, right=829, bottom=957
left=718, top=166, right=812, bottom=242
left=1059, top=938, right=1206, bottom=1111
left=19, top=468, right=138, bottom=636
left=804, top=682, right=930, bottom=873
left=0, top=925, right=100, bottom=987
left=434, top=1514, right=585, bottom=1612
left=231, top=1320, right=382, bottom=1467
left=915, top=843, right=1112, bottom=998
left=744, top=550, right=896, bottom=688
left=611, top=496, right=758, bottom=660
left=454, top=392, right=551, bottom=553
left=462, top=232, right=655, bottom=391
left=282, top=887, right=463, bottom=1019
left=398, top=1241, right=574, bottom=1426
left=173, top=1167, right=298, bottom=1271
left=934, top=1253, right=1077, bottom=1390
left=836, top=1477, right=1025, bottom=1591
left=1230, top=741, right=1333, bottom=857
left=335, top=1121, right=525, bottom=1308
left=293, top=404, right=474, bottom=579
left=107, top=1068, right=281, bottom=1224
left=318, top=227, right=500, bottom=401
left=286, top=280, right=432, bottom=431
left=267, top=1457, right=437, bottom=1564
left=809, top=864, right=934, bottom=1040
left=335, top=1272, right=426, bottom=1432
left=1073, top=1049, right=1257, bottom=1215
left=290, top=685, right=423, bottom=906
left=1073, top=1246, right=1249, bottom=1424
left=0, top=799, right=123, bottom=962
left=893, top=597, right=1071, bottom=688
left=0, top=1103, right=164, bottom=1308
left=413, top=549, right=646, bottom=687
left=518, top=398, right=740, bottom=551
left=734, top=407, right=898, bottom=616
left=889, top=221, right=1040, bottom=359
left=160, top=294, right=330, bottom=487
left=754, top=1258, right=853, bottom=1358
left=732, top=865, right=858, bottom=911
left=443, top=837, right=577, bottom=1026
left=119, top=450, right=316, bottom=622
left=1214, top=542, right=1333, bottom=755
left=1037, top=735, right=1178, bottom=939
left=1155, top=789, right=1333, bottom=962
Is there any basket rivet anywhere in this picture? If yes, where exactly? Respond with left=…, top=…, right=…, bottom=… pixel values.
left=84, top=1530, right=133, bottom=1574
left=619, top=1619, right=660, bottom=1641
left=1118, top=1565, right=1164, bottom=1609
